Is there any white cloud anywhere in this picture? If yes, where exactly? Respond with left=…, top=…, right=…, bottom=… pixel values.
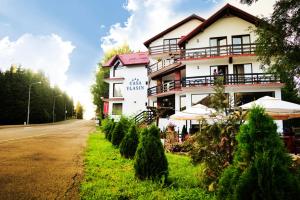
left=101, top=0, right=276, bottom=52
left=0, top=34, right=75, bottom=87
left=65, top=79, right=96, bottom=119
left=101, top=0, right=186, bottom=52
left=0, top=34, right=97, bottom=119
left=223, top=0, right=276, bottom=17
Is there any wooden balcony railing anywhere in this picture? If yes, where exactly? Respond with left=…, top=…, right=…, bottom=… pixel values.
left=148, top=44, right=180, bottom=55
left=147, top=57, right=179, bottom=75
left=147, top=73, right=279, bottom=96
left=181, top=43, right=256, bottom=59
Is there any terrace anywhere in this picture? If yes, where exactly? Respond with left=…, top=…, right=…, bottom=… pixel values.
left=181, top=43, right=256, bottom=60
left=148, top=73, right=280, bottom=96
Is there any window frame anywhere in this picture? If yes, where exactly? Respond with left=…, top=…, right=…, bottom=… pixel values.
left=179, top=95, right=186, bottom=111
left=231, top=34, right=251, bottom=54
left=113, top=83, right=123, bottom=97
left=112, top=103, right=123, bottom=115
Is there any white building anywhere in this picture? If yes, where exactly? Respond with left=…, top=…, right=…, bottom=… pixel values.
left=144, top=4, right=284, bottom=132
left=103, top=52, right=149, bottom=120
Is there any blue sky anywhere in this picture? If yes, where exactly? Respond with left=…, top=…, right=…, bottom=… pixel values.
left=0, top=0, right=275, bottom=118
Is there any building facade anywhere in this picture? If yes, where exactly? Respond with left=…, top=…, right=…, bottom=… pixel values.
left=145, top=4, right=283, bottom=131
left=103, top=52, right=149, bottom=120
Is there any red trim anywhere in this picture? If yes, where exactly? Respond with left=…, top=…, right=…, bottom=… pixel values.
left=178, top=4, right=260, bottom=47
left=144, top=14, right=205, bottom=48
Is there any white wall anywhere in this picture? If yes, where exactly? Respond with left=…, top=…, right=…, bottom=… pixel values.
left=150, top=19, right=202, bottom=47
left=186, top=16, right=256, bottom=49
left=186, top=60, right=264, bottom=77
left=108, top=64, right=148, bottom=118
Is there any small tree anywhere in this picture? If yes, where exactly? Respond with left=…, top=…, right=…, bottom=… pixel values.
left=134, top=125, right=168, bottom=180
left=218, top=106, right=300, bottom=200
left=101, top=118, right=113, bottom=140
left=111, top=122, right=124, bottom=146
left=120, top=124, right=139, bottom=159
left=111, top=116, right=131, bottom=146
left=107, top=121, right=115, bottom=142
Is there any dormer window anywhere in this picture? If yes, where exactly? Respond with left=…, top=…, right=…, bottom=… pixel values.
left=113, top=61, right=123, bottom=77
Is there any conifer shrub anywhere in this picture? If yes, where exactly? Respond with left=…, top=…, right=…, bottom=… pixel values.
left=217, top=106, right=300, bottom=200
left=134, top=125, right=168, bottom=180
left=111, top=122, right=125, bottom=147
left=111, top=116, right=132, bottom=147
left=119, top=123, right=139, bottom=159
left=101, top=118, right=113, bottom=140
left=107, top=121, right=115, bottom=142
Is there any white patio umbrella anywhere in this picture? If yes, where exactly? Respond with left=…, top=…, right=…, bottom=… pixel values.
left=170, top=104, right=217, bottom=120
left=170, top=104, right=220, bottom=132
left=240, top=96, right=300, bottom=120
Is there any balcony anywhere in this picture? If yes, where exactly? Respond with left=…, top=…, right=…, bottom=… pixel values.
left=148, top=44, right=180, bottom=55
left=147, top=57, right=182, bottom=77
left=181, top=43, right=256, bottom=60
left=148, top=73, right=280, bottom=96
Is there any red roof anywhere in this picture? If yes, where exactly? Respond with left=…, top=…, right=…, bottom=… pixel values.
left=103, top=52, right=149, bottom=67
left=178, top=4, right=260, bottom=47
left=143, top=14, right=205, bottom=48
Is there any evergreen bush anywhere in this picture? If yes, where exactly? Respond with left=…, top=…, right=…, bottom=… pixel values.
left=101, top=118, right=113, bottom=140
left=111, top=122, right=125, bottom=146
left=111, top=116, right=132, bottom=146
left=107, top=121, right=115, bottom=142
left=134, top=125, right=168, bottom=180
left=120, top=123, right=139, bottom=159
left=217, top=106, right=300, bottom=200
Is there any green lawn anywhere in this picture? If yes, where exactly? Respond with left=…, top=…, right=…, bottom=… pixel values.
left=80, top=129, right=215, bottom=200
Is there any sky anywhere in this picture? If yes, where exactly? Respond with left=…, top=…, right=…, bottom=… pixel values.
left=0, top=0, right=276, bottom=119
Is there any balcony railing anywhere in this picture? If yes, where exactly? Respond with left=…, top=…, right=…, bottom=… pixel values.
left=148, top=44, right=180, bottom=55
left=147, top=57, right=180, bottom=75
left=181, top=43, right=256, bottom=59
left=148, top=73, right=279, bottom=96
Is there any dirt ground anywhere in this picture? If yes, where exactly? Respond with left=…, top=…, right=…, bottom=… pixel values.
left=0, top=120, right=95, bottom=200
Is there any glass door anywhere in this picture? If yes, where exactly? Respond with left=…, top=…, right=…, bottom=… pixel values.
left=232, top=35, right=251, bottom=54
left=210, top=37, right=227, bottom=56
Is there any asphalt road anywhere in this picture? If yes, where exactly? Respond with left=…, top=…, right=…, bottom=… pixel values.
left=0, top=120, right=95, bottom=200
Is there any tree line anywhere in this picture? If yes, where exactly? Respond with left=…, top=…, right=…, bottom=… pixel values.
left=0, top=66, right=75, bottom=125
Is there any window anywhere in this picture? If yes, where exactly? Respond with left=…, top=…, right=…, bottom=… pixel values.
left=234, top=92, right=274, bottom=106
left=113, top=61, right=123, bottom=77
left=209, top=37, right=227, bottom=55
left=112, top=103, right=122, bottom=115
left=153, top=101, right=157, bottom=107
left=191, top=94, right=209, bottom=106
left=233, top=64, right=252, bottom=84
left=163, top=38, right=179, bottom=52
left=232, top=35, right=251, bottom=54
left=233, top=63, right=252, bottom=74
left=113, top=83, right=123, bottom=97
left=191, top=94, right=229, bottom=108
left=180, top=95, right=186, bottom=111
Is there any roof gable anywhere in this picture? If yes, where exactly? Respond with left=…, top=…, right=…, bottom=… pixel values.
left=143, top=14, right=205, bottom=48
left=178, top=4, right=260, bottom=47
left=103, top=52, right=149, bottom=67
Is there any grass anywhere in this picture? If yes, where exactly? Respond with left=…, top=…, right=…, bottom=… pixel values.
left=80, top=129, right=215, bottom=200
